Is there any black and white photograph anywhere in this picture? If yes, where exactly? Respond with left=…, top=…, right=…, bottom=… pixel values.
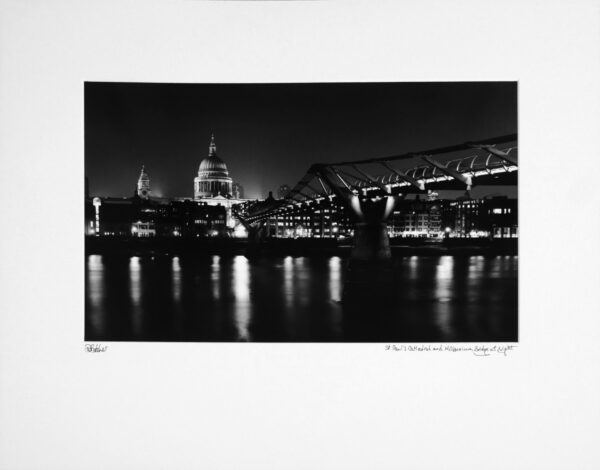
left=85, top=81, right=518, bottom=343
left=2, top=1, right=600, bottom=469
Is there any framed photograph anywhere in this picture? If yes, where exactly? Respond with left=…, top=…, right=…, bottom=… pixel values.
left=1, top=1, right=599, bottom=469
left=84, top=81, right=518, bottom=344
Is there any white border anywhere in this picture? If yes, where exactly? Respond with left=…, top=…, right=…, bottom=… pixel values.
left=1, top=1, right=600, bottom=469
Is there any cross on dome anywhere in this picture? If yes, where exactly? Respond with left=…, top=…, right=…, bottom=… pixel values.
left=208, top=133, right=217, bottom=156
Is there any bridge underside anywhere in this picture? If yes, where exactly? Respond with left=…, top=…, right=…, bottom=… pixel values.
left=396, top=170, right=518, bottom=193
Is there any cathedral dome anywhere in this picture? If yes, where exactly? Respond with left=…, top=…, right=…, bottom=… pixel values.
left=199, top=154, right=228, bottom=175
left=194, top=134, right=233, bottom=199
left=197, top=134, right=230, bottom=178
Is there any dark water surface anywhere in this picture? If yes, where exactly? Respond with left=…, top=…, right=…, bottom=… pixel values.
left=85, top=254, right=518, bottom=342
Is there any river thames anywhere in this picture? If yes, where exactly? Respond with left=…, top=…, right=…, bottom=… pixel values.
left=85, top=254, right=518, bottom=342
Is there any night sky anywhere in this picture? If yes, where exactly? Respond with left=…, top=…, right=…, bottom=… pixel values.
left=85, top=82, right=517, bottom=200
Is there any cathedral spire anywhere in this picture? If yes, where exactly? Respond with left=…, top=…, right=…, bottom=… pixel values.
left=137, top=165, right=150, bottom=199
left=208, top=133, right=217, bottom=157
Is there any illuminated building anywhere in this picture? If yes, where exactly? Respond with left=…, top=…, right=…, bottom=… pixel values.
left=131, top=221, right=155, bottom=237
left=428, top=203, right=442, bottom=234
left=86, top=135, right=246, bottom=237
left=444, top=196, right=518, bottom=238
left=137, top=165, right=151, bottom=199
left=232, top=182, right=244, bottom=199
left=267, top=196, right=354, bottom=239
left=193, top=134, right=248, bottom=228
left=480, top=196, right=518, bottom=238
left=451, top=198, right=482, bottom=237
left=85, top=196, right=227, bottom=237
left=86, top=197, right=140, bottom=237
left=194, top=134, right=232, bottom=198
left=388, top=199, right=445, bottom=238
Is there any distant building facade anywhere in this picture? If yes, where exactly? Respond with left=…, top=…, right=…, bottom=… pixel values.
left=479, top=196, right=518, bottom=238
left=449, top=198, right=482, bottom=237
left=277, top=184, right=291, bottom=199
left=85, top=196, right=227, bottom=238
left=388, top=198, right=445, bottom=238
left=232, top=182, right=244, bottom=199
left=265, top=196, right=354, bottom=239
left=444, top=196, right=518, bottom=238
left=384, top=195, right=518, bottom=239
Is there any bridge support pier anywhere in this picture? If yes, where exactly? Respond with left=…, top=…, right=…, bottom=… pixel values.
left=342, top=195, right=398, bottom=310
left=245, top=222, right=267, bottom=258
left=311, top=166, right=399, bottom=303
left=233, top=210, right=267, bottom=259
left=347, top=195, right=396, bottom=262
left=351, top=221, right=391, bottom=262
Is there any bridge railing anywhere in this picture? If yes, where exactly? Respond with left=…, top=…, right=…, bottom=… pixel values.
left=242, top=134, right=517, bottom=223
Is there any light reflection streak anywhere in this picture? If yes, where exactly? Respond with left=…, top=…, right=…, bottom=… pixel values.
left=295, top=257, right=309, bottom=307
left=284, top=256, right=294, bottom=310
left=434, top=256, right=454, bottom=337
left=87, top=255, right=105, bottom=333
left=467, top=255, right=484, bottom=294
left=211, top=255, right=220, bottom=301
left=328, top=256, right=343, bottom=338
left=172, top=257, right=181, bottom=302
left=465, top=256, right=486, bottom=335
left=409, top=255, right=419, bottom=281
left=232, top=256, right=251, bottom=341
left=129, top=256, right=142, bottom=336
left=489, top=256, right=504, bottom=279
left=88, top=255, right=103, bottom=308
left=328, top=256, right=342, bottom=302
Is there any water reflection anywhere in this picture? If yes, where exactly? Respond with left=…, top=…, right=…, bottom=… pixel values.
left=85, top=254, right=518, bottom=342
left=211, top=255, right=220, bottom=301
left=467, top=256, right=485, bottom=295
left=172, top=256, right=181, bottom=302
left=434, top=256, right=455, bottom=337
left=129, top=256, right=143, bottom=336
left=283, top=256, right=294, bottom=310
left=328, top=256, right=342, bottom=302
left=294, top=257, right=309, bottom=308
left=87, top=255, right=105, bottom=334
left=88, top=255, right=104, bottom=308
left=170, top=256, right=184, bottom=337
left=232, top=255, right=251, bottom=341
left=409, top=255, right=419, bottom=280
left=328, top=256, right=343, bottom=337
left=435, top=256, right=454, bottom=300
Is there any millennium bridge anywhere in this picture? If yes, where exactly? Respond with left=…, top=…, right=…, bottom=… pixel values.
left=236, top=134, right=518, bottom=262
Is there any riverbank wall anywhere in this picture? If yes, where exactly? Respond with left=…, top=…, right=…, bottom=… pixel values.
left=85, top=236, right=518, bottom=257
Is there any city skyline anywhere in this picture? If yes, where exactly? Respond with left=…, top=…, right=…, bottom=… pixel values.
left=85, top=82, right=517, bottom=200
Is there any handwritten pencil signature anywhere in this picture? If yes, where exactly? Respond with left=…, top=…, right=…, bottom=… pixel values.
left=85, top=344, right=108, bottom=353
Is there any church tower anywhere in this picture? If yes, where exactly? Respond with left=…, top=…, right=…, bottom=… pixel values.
left=137, top=165, right=151, bottom=199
